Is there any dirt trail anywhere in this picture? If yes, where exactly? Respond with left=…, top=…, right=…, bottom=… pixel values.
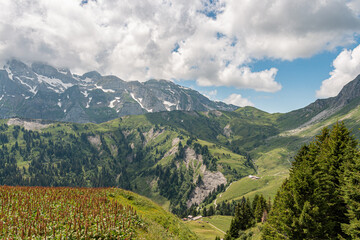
left=208, top=222, right=225, bottom=234
left=214, top=182, right=233, bottom=208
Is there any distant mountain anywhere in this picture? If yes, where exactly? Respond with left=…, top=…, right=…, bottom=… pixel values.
left=2, top=68, right=360, bottom=221
left=278, top=74, right=360, bottom=130
left=0, top=60, right=237, bottom=123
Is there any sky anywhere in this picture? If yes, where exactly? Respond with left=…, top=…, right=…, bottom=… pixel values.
left=1, top=0, right=360, bottom=113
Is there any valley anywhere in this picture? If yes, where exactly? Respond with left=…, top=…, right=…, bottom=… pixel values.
left=2, top=61, right=360, bottom=239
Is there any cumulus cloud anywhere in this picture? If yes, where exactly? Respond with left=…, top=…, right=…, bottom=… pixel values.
left=201, top=89, right=218, bottom=100
left=223, top=94, right=254, bottom=107
left=0, top=0, right=359, bottom=92
left=316, top=44, right=360, bottom=98
left=210, top=66, right=280, bottom=92
left=218, top=0, right=360, bottom=60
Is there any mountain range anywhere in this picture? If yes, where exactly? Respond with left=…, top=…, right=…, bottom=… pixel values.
left=0, top=60, right=236, bottom=123
left=2, top=60, right=360, bottom=239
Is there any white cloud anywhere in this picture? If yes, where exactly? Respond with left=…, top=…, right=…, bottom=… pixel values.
left=347, top=0, right=360, bottom=15
left=218, top=0, right=360, bottom=60
left=224, top=94, right=254, bottom=107
left=0, top=0, right=359, bottom=93
left=316, top=44, right=360, bottom=98
left=201, top=89, right=218, bottom=100
left=200, top=65, right=281, bottom=92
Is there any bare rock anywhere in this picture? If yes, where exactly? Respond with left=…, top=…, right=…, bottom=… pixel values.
left=186, top=170, right=227, bottom=208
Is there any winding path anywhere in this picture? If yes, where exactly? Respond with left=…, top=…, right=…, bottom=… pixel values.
left=213, top=182, right=234, bottom=208
left=208, top=222, right=225, bottom=234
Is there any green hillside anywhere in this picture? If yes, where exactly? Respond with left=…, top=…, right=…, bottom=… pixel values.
left=210, top=96, right=360, bottom=215
left=2, top=94, right=360, bottom=240
left=0, top=112, right=257, bottom=216
left=0, top=186, right=198, bottom=240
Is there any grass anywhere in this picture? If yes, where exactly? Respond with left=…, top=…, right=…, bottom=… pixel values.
left=132, top=175, right=171, bottom=210
left=184, top=215, right=233, bottom=240
left=196, top=139, right=254, bottom=180
left=253, top=147, right=292, bottom=176
left=203, top=215, right=232, bottom=232
left=113, top=189, right=198, bottom=240
left=217, top=175, right=287, bottom=204
left=185, top=219, right=224, bottom=240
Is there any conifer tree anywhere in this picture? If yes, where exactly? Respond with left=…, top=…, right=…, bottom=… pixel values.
left=342, top=146, right=360, bottom=238
left=262, top=122, right=358, bottom=239
left=225, top=197, right=254, bottom=239
left=253, top=194, right=267, bottom=223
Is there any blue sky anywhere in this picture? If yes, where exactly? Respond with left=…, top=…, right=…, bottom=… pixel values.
left=177, top=49, right=340, bottom=113
left=2, top=0, right=360, bottom=113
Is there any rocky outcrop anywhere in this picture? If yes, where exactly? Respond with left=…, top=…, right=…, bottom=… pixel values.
left=186, top=170, right=227, bottom=208
left=181, top=146, right=227, bottom=208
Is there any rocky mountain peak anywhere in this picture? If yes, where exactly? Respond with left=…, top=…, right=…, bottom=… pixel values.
left=0, top=59, right=237, bottom=123
left=333, top=74, right=360, bottom=107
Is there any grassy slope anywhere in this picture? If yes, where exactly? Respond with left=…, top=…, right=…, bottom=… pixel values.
left=185, top=218, right=225, bottom=240
left=211, top=97, right=360, bottom=213
left=6, top=96, right=360, bottom=239
left=6, top=112, right=255, bottom=211
left=112, top=188, right=198, bottom=240
left=203, top=215, right=233, bottom=232
left=0, top=186, right=197, bottom=240
left=184, top=215, right=232, bottom=240
left=160, top=98, right=360, bottom=240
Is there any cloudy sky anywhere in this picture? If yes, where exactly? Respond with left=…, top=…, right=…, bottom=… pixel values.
left=1, top=0, right=360, bottom=112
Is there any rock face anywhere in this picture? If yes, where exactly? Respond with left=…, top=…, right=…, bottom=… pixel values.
left=183, top=146, right=227, bottom=208
left=186, top=170, right=227, bottom=208
left=0, top=60, right=238, bottom=123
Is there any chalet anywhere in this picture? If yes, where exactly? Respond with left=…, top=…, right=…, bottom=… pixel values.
left=248, top=175, right=260, bottom=180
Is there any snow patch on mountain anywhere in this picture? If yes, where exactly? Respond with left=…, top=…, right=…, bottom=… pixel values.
left=58, top=69, right=68, bottom=75
left=109, top=97, right=121, bottom=108
left=163, top=100, right=176, bottom=111
left=130, top=93, right=153, bottom=112
left=94, top=84, right=115, bottom=93
left=86, top=97, right=92, bottom=108
left=167, top=88, right=175, bottom=95
left=82, top=78, right=93, bottom=83
left=4, top=66, right=13, bottom=80
left=14, top=76, right=37, bottom=94
left=179, top=86, right=190, bottom=90
left=37, top=75, right=73, bottom=93
left=130, top=93, right=143, bottom=107
left=81, top=91, right=89, bottom=97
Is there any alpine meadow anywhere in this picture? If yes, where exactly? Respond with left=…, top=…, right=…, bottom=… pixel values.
left=2, top=1, right=360, bottom=239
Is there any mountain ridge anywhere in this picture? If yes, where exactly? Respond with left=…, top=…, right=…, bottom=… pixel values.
left=278, top=74, right=360, bottom=130
left=0, top=59, right=237, bottom=123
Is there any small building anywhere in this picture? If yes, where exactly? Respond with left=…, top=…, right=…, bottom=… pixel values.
left=248, top=175, right=260, bottom=180
left=192, top=215, right=202, bottom=221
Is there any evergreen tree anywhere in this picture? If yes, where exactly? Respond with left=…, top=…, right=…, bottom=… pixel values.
left=253, top=194, right=267, bottom=223
left=208, top=205, right=215, bottom=216
left=226, top=197, right=254, bottom=239
left=342, top=146, right=360, bottom=238
left=202, top=207, right=207, bottom=217
left=262, top=122, right=357, bottom=239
